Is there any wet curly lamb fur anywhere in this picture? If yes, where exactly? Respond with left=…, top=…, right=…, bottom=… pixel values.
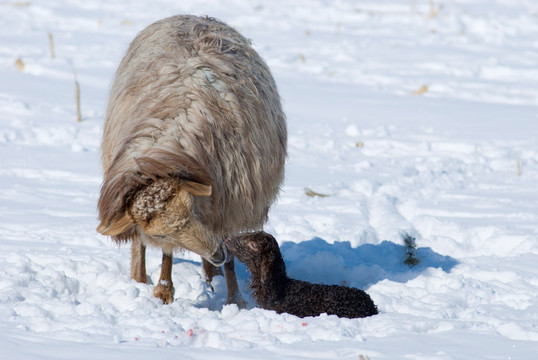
left=226, top=232, right=378, bottom=319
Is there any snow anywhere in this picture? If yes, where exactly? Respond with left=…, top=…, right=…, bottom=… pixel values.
left=1, top=0, right=537, bottom=359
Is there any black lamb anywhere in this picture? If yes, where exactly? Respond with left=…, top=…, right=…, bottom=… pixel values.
left=225, top=232, right=378, bottom=319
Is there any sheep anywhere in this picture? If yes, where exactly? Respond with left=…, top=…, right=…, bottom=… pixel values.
left=96, top=15, right=287, bottom=305
left=225, top=232, right=378, bottom=318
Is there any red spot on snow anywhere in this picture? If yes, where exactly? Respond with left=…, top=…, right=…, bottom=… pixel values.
left=301, top=322, right=307, bottom=327
left=186, top=329, right=194, bottom=337
left=134, top=337, right=139, bottom=341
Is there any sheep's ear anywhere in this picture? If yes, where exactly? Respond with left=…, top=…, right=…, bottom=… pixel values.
left=97, top=212, right=134, bottom=236
left=182, top=180, right=212, bottom=197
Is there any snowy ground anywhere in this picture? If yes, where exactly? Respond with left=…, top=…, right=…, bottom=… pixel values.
left=1, top=1, right=538, bottom=359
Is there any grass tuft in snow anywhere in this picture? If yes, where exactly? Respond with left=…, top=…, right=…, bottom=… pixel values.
left=402, top=233, right=420, bottom=268
left=304, top=187, right=330, bottom=198
left=15, top=57, right=24, bottom=71
left=410, top=84, right=428, bottom=95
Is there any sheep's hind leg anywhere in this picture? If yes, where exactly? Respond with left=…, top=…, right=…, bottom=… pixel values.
left=153, top=252, right=174, bottom=304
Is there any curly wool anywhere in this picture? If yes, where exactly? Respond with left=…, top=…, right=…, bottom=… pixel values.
left=130, top=179, right=175, bottom=223
left=226, top=232, right=378, bottom=319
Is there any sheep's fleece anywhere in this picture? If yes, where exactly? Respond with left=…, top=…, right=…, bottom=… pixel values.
left=98, top=15, right=287, bottom=242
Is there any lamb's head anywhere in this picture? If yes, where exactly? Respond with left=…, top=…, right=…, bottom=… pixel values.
left=97, top=178, right=227, bottom=267
left=226, top=231, right=285, bottom=286
left=225, top=231, right=280, bottom=268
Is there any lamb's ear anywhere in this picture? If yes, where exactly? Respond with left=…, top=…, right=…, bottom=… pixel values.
left=182, top=180, right=212, bottom=197
left=259, top=250, right=271, bottom=284
left=97, top=212, right=134, bottom=236
left=247, top=241, right=259, bottom=252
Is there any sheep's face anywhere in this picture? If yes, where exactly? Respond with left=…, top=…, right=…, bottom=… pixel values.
left=98, top=178, right=227, bottom=267
left=225, top=232, right=277, bottom=267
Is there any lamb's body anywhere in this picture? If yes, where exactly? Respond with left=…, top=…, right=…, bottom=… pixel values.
left=226, top=232, right=378, bottom=319
left=97, top=15, right=286, bottom=304
left=263, top=277, right=378, bottom=319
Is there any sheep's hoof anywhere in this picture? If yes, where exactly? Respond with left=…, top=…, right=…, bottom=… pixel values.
left=154, top=282, right=174, bottom=304
left=227, top=293, right=247, bottom=309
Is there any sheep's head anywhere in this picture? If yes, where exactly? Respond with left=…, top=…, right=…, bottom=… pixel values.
left=97, top=178, right=227, bottom=267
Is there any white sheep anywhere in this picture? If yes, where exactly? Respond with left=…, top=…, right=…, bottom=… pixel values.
left=97, top=15, right=287, bottom=305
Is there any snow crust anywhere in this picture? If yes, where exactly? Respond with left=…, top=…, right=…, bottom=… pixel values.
left=1, top=1, right=537, bottom=359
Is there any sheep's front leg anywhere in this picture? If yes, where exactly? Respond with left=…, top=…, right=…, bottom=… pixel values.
left=202, top=257, right=246, bottom=308
left=131, top=236, right=147, bottom=283
left=224, top=255, right=246, bottom=308
left=202, top=258, right=223, bottom=291
left=153, top=252, right=174, bottom=304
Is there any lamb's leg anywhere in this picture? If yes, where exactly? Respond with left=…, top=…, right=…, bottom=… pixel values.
left=153, top=252, right=174, bottom=304
left=224, top=255, right=246, bottom=308
left=130, top=235, right=147, bottom=283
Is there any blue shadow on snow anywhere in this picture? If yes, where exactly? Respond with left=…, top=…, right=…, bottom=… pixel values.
left=273, top=238, right=458, bottom=289
left=171, top=237, right=458, bottom=310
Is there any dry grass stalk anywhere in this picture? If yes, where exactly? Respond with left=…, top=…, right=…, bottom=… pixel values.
left=304, top=188, right=330, bottom=198
left=48, top=32, right=55, bottom=59
left=121, top=19, right=133, bottom=26
left=75, top=79, right=82, bottom=122
left=410, top=85, right=428, bottom=95
left=299, top=54, right=306, bottom=63
left=15, top=58, right=25, bottom=71
left=516, top=158, right=522, bottom=176
left=355, top=140, right=365, bottom=148
left=2, top=1, right=32, bottom=6
left=70, top=63, right=82, bottom=122
left=426, top=0, right=438, bottom=19
left=359, top=355, right=371, bottom=360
